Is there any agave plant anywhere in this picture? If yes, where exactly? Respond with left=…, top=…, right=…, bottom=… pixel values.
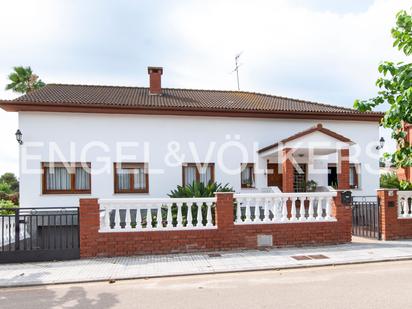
left=168, top=181, right=234, bottom=198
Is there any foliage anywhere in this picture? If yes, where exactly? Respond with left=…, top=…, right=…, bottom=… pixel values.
left=0, top=182, right=12, bottom=194
left=0, top=199, right=17, bottom=215
left=0, top=173, right=19, bottom=192
left=168, top=181, right=234, bottom=198
left=5, top=66, right=45, bottom=94
left=354, top=9, right=412, bottom=168
left=305, top=180, right=318, bottom=192
left=380, top=172, right=412, bottom=190
left=380, top=172, right=400, bottom=189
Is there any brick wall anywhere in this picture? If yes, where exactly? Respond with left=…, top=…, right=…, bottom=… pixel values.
left=80, top=192, right=352, bottom=258
left=378, top=189, right=412, bottom=240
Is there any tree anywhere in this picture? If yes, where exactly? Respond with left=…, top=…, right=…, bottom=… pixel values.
left=0, top=173, right=19, bottom=192
left=5, top=66, right=45, bottom=94
left=354, top=9, right=412, bottom=168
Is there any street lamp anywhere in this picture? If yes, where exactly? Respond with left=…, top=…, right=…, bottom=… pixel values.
left=15, top=129, right=23, bottom=145
left=376, top=137, right=385, bottom=150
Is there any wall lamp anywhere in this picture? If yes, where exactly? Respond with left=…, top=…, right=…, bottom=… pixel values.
left=15, top=129, right=23, bottom=145
left=376, top=137, right=385, bottom=150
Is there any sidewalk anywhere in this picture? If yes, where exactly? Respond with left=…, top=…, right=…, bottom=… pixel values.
left=1, top=238, right=412, bottom=288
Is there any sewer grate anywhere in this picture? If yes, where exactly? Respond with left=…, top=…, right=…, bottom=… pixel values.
left=308, top=254, right=329, bottom=260
left=208, top=253, right=222, bottom=258
left=291, top=254, right=330, bottom=261
left=291, top=255, right=311, bottom=261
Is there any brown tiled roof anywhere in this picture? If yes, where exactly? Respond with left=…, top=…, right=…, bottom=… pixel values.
left=0, top=84, right=383, bottom=121
left=258, top=123, right=354, bottom=154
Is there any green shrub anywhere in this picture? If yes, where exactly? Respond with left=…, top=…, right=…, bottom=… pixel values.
left=168, top=181, right=234, bottom=198
left=380, top=172, right=412, bottom=190
left=0, top=199, right=17, bottom=215
left=0, top=182, right=12, bottom=194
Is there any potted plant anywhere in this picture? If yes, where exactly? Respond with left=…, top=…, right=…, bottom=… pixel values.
left=305, top=180, right=318, bottom=192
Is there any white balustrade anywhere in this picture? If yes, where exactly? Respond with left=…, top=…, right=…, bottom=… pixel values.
left=398, top=191, right=412, bottom=219
left=99, top=197, right=217, bottom=232
left=234, top=192, right=337, bottom=225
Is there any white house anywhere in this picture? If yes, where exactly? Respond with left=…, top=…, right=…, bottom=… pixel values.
left=0, top=67, right=383, bottom=208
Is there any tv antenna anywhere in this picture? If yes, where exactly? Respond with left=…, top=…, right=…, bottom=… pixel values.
left=232, top=52, right=243, bottom=91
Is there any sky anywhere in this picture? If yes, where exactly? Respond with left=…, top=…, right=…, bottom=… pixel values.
left=0, top=0, right=410, bottom=176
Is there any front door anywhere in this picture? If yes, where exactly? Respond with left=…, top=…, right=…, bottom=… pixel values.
left=267, top=163, right=283, bottom=190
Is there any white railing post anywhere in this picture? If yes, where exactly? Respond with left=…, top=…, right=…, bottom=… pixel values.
left=325, top=197, right=332, bottom=221
left=114, top=207, right=121, bottom=229
left=290, top=197, right=297, bottom=222
left=245, top=198, right=252, bottom=223
left=186, top=202, right=194, bottom=228
left=254, top=198, right=261, bottom=222
left=236, top=199, right=242, bottom=224
left=206, top=202, right=213, bottom=227
left=307, top=197, right=314, bottom=221
left=157, top=205, right=163, bottom=229
left=146, top=206, right=153, bottom=230
left=196, top=203, right=203, bottom=227
left=281, top=198, right=288, bottom=222
left=176, top=202, right=183, bottom=228
left=316, top=198, right=324, bottom=221
left=166, top=203, right=173, bottom=228
left=264, top=198, right=271, bottom=222
left=299, top=197, right=306, bottom=221
left=125, top=205, right=131, bottom=230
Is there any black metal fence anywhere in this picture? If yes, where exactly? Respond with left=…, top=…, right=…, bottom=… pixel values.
left=352, top=196, right=380, bottom=239
left=0, top=207, right=79, bottom=263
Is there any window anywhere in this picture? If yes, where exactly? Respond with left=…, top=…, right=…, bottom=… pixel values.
left=42, top=162, right=91, bottom=194
left=349, top=164, right=360, bottom=189
left=327, top=163, right=361, bottom=189
left=182, top=163, right=214, bottom=186
left=241, top=163, right=255, bottom=188
left=114, top=163, right=149, bottom=193
left=293, top=164, right=307, bottom=192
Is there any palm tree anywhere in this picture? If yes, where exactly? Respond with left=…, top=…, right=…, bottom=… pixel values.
left=5, top=66, right=45, bottom=94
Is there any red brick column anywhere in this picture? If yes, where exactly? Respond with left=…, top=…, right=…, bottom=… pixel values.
left=215, top=192, right=235, bottom=230
left=332, top=191, right=352, bottom=242
left=377, top=189, right=399, bottom=240
left=282, top=148, right=295, bottom=193
left=337, top=148, right=350, bottom=190
left=79, top=198, right=100, bottom=258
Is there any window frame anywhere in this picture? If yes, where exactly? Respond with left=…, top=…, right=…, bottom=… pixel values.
left=114, top=162, right=149, bottom=194
left=182, top=163, right=215, bottom=186
left=240, top=163, right=255, bottom=189
left=42, top=162, right=91, bottom=195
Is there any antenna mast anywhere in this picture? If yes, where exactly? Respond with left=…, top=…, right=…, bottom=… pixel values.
left=233, top=52, right=242, bottom=91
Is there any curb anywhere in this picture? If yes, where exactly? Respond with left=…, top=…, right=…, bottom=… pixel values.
left=1, top=256, right=412, bottom=289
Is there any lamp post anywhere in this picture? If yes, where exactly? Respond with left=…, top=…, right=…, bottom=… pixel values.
left=376, top=137, right=385, bottom=150
left=15, top=129, right=23, bottom=145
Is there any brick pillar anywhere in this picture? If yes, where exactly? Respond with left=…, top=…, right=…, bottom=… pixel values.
left=338, top=148, right=350, bottom=190
left=282, top=148, right=295, bottom=192
left=377, top=189, right=398, bottom=240
left=79, top=198, right=100, bottom=258
left=215, top=192, right=235, bottom=230
left=332, top=191, right=352, bottom=243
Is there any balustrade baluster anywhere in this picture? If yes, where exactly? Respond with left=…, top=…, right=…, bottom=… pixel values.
left=176, top=203, right=183, bottom=228
left=187, top=203, right=194, bottom=228
left=245, top=199, right=252, bottom=223
left=299, top=197, right=306, bottom=221
left=307, top=197, right=314, bottom=221
left=206, top=202, right=213, bottom=227
left=125, top=205, right=131, bottom=230
left=290, top=198, right=297, bottom=221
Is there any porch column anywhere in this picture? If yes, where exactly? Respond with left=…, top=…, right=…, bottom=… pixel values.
left=282, top=148, right=294, bottom=193
left=337, top=148, right=350, bottom=190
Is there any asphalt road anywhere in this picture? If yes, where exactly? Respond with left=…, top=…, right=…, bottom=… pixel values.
left=1, top=260, right=412, bottom=309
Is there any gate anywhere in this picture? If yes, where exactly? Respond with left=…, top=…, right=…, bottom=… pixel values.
left=0, top=207, right=79, bottom=263
left=352, top=196, right=380, bottom=239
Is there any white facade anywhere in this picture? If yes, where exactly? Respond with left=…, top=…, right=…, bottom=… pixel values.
left=18, top=111, right=380, bottom=207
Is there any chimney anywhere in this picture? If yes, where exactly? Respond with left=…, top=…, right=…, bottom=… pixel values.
left=148, top=66, right=163, bottom=95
